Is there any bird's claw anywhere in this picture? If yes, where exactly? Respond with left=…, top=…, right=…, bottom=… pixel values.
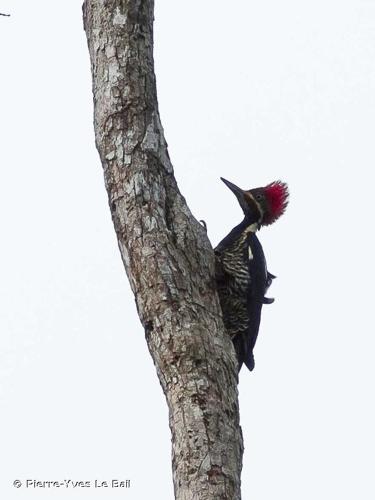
left=199, top=220, right=207, bottom=232
left=262, top=296, right=275, bottom=305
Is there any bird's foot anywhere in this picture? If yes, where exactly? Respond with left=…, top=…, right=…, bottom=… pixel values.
left=263, top=296, right=275, bottom=304
left=199, top=220, right=207, bottom=232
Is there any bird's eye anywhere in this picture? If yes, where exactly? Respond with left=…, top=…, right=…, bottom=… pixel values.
left=256, top=194, right=264, bottom=201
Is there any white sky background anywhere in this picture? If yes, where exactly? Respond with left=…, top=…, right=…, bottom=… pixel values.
left=1, top=0, right=374, bottom=498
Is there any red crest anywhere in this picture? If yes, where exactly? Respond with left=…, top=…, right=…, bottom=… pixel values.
left=263, top=181, right=289, bottom=225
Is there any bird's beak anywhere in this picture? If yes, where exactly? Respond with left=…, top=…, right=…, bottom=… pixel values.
left=220, top=177, right=245, bottom=199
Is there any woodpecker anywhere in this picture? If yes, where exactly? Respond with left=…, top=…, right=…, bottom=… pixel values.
left=215, top=177, right=289, bottom=372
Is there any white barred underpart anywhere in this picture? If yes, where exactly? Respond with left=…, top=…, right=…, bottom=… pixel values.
left=217, top=222, right=260, bottom=336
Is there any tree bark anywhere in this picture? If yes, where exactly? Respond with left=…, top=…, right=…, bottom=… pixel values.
left=83, top=1, right=243, bottom=498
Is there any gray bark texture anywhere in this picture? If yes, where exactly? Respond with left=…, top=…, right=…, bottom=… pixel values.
left=83, top=1, right=243, bottom=498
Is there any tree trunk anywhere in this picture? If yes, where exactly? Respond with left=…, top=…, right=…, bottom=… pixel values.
left=82, top=1, right=243, bottom=498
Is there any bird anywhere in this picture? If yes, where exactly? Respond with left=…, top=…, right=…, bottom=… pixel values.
left=215, top=177, right=289, bottom=372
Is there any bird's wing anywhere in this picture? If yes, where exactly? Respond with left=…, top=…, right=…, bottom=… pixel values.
left=242, top=233, right=269, bottom=370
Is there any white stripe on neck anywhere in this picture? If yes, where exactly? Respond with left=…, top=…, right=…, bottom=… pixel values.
left=244, top=222, right=258, bottom=234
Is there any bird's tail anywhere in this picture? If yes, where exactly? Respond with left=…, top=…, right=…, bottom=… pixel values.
left=233, top=333, right=255, bottom=372
left=244, top=352, right=255, bottom=371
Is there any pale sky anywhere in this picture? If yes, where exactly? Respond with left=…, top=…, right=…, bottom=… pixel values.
left=1, top=1, right=375, bottom=499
